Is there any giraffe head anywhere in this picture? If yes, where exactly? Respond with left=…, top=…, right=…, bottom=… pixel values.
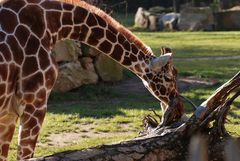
left=141, top=47, right=179, bottom=106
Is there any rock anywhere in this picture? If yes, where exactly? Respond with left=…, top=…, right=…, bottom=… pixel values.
left=178, top=7, right=214, bottom=31
left=95, top=54, right=123, bottom=82
left=53, top=61, right=98, bottom=92
left=52, top=40, right=82, bottom=62
left=148, top=6, right=166, bottom=15
left=215, top=6, right=240, bottom=30
left=80, top=57, right=95, bottom=71
left=149, top=15, right=158, bottom=31
left=148, top=6, right=173, bottom=15
left=81, top=44, right=101, bottom=57
left=134, top=7, right=149, bottom=28
left=159, top=12, right=180, bottom=30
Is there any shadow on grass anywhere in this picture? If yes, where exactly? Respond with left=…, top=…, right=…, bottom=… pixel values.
left=48, top=82, right=159, bottom=118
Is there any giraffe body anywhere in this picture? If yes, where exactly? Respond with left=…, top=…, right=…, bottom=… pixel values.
left=0, top=0, right=183, bottom=160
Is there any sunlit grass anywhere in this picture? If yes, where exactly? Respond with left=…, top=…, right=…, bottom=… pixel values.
left=8, top=30, right=240, bottom=160
left=135, top=32, right=240, bottom=58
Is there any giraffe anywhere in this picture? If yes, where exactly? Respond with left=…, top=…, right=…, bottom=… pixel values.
left=0, top=0, right=184, bottom=160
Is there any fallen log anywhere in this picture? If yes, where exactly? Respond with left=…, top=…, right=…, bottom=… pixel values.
left=30, top=72, right=240, bottom=161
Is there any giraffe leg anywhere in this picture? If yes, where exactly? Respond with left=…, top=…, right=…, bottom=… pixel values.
left=17, top=103, right=47, bottom=160
left=0, top=112, right=18, bottom=161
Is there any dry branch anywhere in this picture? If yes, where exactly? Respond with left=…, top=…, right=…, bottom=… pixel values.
left=30, top=72, right=240, bottom=161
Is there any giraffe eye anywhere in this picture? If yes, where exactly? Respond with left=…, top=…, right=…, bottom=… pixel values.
left=164, top=74, right=173, bottom=81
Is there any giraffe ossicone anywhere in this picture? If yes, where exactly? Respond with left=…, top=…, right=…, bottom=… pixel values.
left=0, top=0, right=183, bottom=160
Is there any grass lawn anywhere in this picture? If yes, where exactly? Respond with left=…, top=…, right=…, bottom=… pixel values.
left=8, top=31, right=240, bottom=160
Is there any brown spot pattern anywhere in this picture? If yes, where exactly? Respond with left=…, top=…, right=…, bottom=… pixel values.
left=46, top=11, right=61, bottom=33
left=73, top=7, right=88, bottom=24
left=63, top=3, right=74, bottom=11
left=3, top=0, right=26, bottom=12
left=98, top=40, right=112, bottom=54
left=38, top=48, right=50, bottom=70
left=0, top=32, right=6, bottom=42
left=19, top=5, right=45, bottom=37
left=62, top=12, right=73, bottom=25
left=41, top=1, right=62, bottom=10
left=25, top=35, right=40, bottom=55
left=122, top=56, right=131, bottom=66
left=22, top=72, right=44, bottom=92
left=106, top=30, right=117, bottom=43
left=87, top=27, right=104, bottom=46
left=59, top=27, right=72, bottom=39
left=86, top=13, right=98, bottom=27
left=110, top=44, right=123, bottom=61
left=0, top=9, right=18, bottom=33
left=0, top=64, right=8, bottom=81
left=15, top=25, right=31, bottom=47
left=70, top=26, right=81, bottom=39
left=95, top=15, right=107, bottom=27
left=0, top=44, right=12, bottom=62
left=78, top=24, right=89, bottom=41
left=45, top=68, right=56, bottom=89
left=22, top=57, right=39, bottom=77
left=6, top=36, right=24, bottom=65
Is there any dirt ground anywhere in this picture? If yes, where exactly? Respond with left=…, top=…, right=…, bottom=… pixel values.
left=42, top=76, right=216, bottom=147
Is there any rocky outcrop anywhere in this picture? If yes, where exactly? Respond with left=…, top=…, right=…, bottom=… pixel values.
left=215, top=6, right=240, bottom=30
left=134, top=7, right=149, bottom=29
left=95, top=54, right=123, bottom=82
left=159, top=12, right=180, bottom=30
left=134, top=7, right=180, bottom=31
left=53, top=60, right=98, bottom=92
left=52, top=40, right=81, bottom=62
left=178, top=7, right=214, bottom=31
left=52, top=41, right=123, bottom=92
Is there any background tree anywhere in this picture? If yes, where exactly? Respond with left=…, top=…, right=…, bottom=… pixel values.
left=173, top=0, right=181, bottom=12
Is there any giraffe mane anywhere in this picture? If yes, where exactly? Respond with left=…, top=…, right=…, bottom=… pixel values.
left=59, top=0, right=153, bottom=56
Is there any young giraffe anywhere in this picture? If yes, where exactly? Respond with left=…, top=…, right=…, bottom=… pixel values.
left=0, top=0, right=183, bottom=160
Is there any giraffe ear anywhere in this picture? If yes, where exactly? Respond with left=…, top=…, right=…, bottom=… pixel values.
left=160, top=47, right=172, bottom=56
left=150, top=53, right=172, bottom=72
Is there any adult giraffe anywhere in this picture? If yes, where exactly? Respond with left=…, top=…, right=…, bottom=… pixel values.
left=0, top=0, right=183, bottom=160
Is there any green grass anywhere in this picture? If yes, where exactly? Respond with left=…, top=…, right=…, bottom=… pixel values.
left=8, top=31, right=240, bottom=160
left=135, top=32, right=240, bottom=58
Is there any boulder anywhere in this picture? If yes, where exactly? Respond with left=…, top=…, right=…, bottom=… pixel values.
left=134, top=7, right=149, bottom=28
left=95, top=54, right=123, bottom=82
left=149, top=15, right=158, bottom=31
left=178, top=7, right=214, bottom=31
left=81, top=44, right=101, bottom=57
left=80, top=57, right=95, bottom=71
left=148, top=6, right=172, bottom=15
left=52, top=40, right=82, bottom=62
left=159, top=12, right=180, bottom=30
left=53, top=60, right=98, bottom=92
left=215, top=6, right=240, bottom=30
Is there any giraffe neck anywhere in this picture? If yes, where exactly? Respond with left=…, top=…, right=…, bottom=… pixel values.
left=44, top=0, right=153, bottom=77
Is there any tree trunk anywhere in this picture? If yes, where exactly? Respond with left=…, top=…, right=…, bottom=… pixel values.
left=29, top=72, right=240, bottom=161
left=221, top=0, right=232, bottom=9
left=173, top=0, right=180, bottom=13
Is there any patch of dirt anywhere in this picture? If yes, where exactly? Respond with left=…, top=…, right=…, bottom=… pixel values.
left=45, top=76, right=215, bottom=147
left=111, top=76, right=216, bottom=94
left=39, top=124, right=134, bottom=147
left=177, top=77, right=216, bottom=90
